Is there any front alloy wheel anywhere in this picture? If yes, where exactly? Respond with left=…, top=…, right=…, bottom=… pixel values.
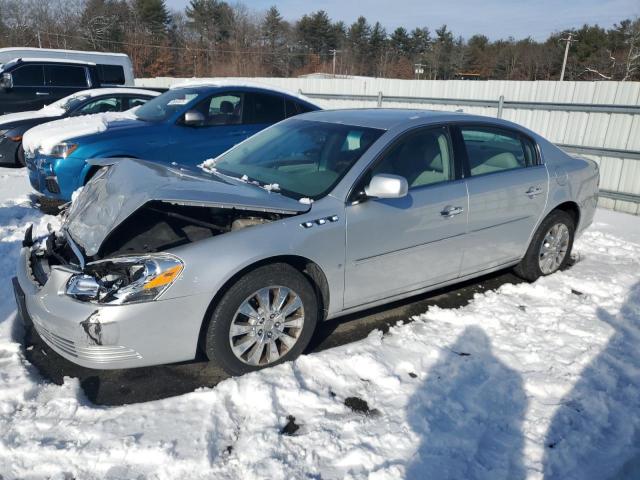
left=204, top=263, right=318, bottom=375
left=229, top=286, right=305, bottom=366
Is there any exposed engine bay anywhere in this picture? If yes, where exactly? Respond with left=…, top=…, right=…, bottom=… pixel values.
left=96, top=200, right=289, bottom=258
left=26, top=201, right=294, bottom=288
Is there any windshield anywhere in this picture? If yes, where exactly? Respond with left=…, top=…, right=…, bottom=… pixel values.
left=48, top=93, right=91, bottom=112
left=134, top=88, right=201, bottom=122
left=210, top=119, right=384, bottom=199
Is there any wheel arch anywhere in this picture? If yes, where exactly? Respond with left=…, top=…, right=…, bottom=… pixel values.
left=196, top=255, right=330, bottom=354
left=550, top=200, right=580, bottom=230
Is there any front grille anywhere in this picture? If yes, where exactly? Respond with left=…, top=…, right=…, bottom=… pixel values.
left=45, top=177, right=60, bottom=194
left=33, top=319, right=142, bottom=364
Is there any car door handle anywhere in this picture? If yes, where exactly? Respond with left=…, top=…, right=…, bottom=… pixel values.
left=525, top=186, right=543, bottom=197
left=440, top=205, right=464, bottom=218
left=35, top=92, right=50, bottom=96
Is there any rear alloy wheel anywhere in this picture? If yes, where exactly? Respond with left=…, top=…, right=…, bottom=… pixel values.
left=204, top=263, right=318, bottom=375
left=514, top=210, right=575, bottom=281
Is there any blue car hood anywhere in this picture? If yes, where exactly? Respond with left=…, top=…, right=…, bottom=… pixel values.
left=64, top=158, right=310, bottom=257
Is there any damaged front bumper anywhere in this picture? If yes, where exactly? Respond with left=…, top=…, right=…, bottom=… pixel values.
left=14, top=244, right=212, bottom=370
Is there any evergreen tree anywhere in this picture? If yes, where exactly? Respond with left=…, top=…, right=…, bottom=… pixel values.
left=134, top=0, right=169, bottom=36
left=390, top=27, right=412, bottom=57
left=185, top=0, right=233, bottom=44
left=369, top=22, right=387, bottom=76
left=261, top=6, right=289, bottom=76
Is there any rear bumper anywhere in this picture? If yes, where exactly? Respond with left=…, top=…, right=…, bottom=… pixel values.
left=14, top=246, right=211, bottom=370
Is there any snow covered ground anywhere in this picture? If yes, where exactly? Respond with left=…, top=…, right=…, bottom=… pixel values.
left=0, top=166, right=639, bottom=480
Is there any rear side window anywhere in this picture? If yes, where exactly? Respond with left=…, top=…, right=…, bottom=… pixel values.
left=246, top=93, right=285, bottom=124
left=11, top=65, right=45, bottom=86
left=285, top=99, right=313, bottom=118
left=460, top=126, right=534, bottom=176
left=44, top=65, right=88, bottom=87
left=97, top=64, right=125, bottom=85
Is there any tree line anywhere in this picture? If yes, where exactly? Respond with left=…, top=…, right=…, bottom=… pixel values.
left=0, top=0, right=638, bottom=81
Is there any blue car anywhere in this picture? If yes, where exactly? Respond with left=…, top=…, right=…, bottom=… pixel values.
left=24, top=83, right=320, bottom=201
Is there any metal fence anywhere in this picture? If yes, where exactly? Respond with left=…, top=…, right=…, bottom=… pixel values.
left=137, top=77, right=640, bottom=214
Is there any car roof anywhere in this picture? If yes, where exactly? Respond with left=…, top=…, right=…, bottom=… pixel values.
left=169, top=80, right=319, bottom=106
left=296, top=108, right=533, bottom=132
left=65, top=88, right=160, bottom=98
left=14, top=57, right=96, bottom=66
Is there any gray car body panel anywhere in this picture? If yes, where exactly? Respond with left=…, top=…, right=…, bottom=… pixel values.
left=16, top=109, right=599, bottom=369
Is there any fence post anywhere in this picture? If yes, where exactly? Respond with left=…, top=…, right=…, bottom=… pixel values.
left=497, top=95, right=504, bottom=118
left=377, top=91, right=383, bottom=107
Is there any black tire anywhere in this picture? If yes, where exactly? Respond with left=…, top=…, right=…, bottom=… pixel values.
left=514, top=209, right=575, bottom=282
left=16, top=142, right=25, bottom=167
left=204, top=263, right=318, bottom=376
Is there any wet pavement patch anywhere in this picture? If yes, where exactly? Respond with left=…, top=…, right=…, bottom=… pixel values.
left=344, top=396, right=379, bottom=416
left=280, top=415, right=300, bottom=435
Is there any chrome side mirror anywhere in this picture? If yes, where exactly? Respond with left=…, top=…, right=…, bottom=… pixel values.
left=0, top=72, right=13, bottom=90
left=364, top=174, right=409, bottom=199
left=183, top=109, right=205, bottom=127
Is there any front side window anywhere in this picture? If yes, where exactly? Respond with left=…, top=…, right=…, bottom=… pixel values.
left=200, top=93, right=243, bottom=126
left=211, top=119, right=384, bottom=199
left=135, top=89, right=201, bottom=122
left=77, top=97, right=123, bottom=114
left=11, top=65, right=45, bottom=86
left=44, top=65, right=88, bottom=87
left=460, top=126, right=533, bottom=176
left=370, top=127, right=453, bottom=189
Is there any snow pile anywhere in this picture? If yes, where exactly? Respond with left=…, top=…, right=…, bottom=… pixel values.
left=0, top=167, right=639, bottom=479
left=22, top=110, right=136, bottom=156
left=0, top=105, right=65, bottom=125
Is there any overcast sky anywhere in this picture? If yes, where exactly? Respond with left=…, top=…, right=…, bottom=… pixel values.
left=165, top=0, right=639, bottom=40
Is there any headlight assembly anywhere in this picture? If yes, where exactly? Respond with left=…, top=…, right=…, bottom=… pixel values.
left=48, top=142, right=78, bottom=158
left=66, top=254, right=183, bottom=305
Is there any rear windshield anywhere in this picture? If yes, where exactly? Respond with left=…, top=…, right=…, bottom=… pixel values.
left=49, top=93, right=90, bottom=112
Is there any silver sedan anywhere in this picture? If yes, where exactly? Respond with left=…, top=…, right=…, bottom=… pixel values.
left=14, top=109, right=599, bottom=375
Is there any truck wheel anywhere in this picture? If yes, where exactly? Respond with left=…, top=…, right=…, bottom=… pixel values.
left=204, top=263, right=318, bottom=376
left=514, top=210, right=575, bottom=281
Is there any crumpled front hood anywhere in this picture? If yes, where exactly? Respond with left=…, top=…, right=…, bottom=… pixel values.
left=65, top=158, right=310, bottom=257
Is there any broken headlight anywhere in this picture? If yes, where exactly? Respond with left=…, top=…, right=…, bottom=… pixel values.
left=65, top=254, right=183, bottom=305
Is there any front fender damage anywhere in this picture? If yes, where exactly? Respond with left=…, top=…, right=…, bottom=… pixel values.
left=79, top=310, right=119, bottom=346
